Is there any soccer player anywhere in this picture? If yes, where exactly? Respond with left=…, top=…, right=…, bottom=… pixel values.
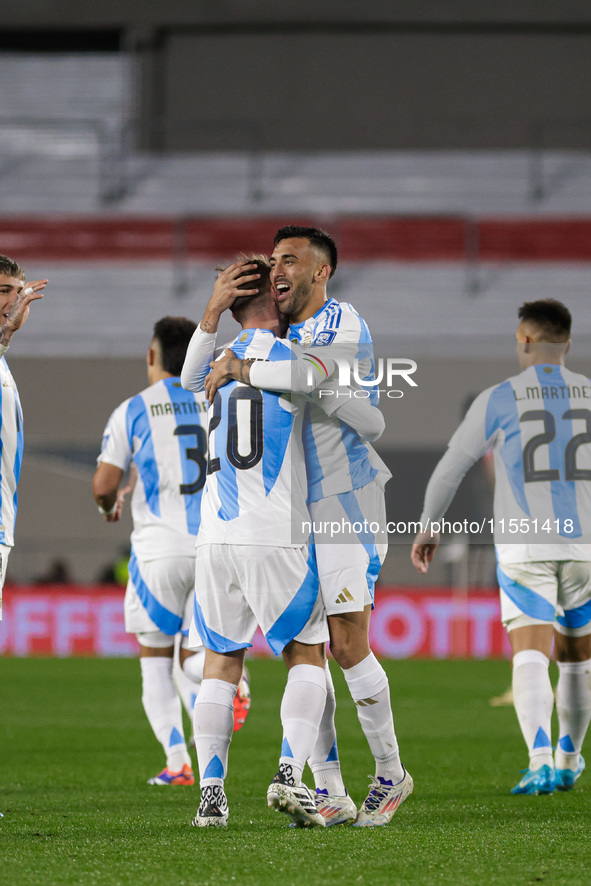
left=411, top=299, right=591, bottom=795
left=194, top=229, right=412, bottom=827
left=183, top=258, right=332, bottom=828
left=0, top=255, right=46, bottom=821
left=0, top=255, right=47, bottom=616
left=93, top=317, right=250, bottom=787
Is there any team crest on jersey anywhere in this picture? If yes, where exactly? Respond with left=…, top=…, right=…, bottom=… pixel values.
left=314, top=331, right=337, bottom=346
left=240, top=333, right=248, bottom=342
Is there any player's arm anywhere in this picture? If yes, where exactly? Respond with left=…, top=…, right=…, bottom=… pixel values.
left=181, top=325, right=219, bottom=392
left=203, top=304, right=368, bottom=398
left=200, top=261, right=260, bottom=334
left=180, top=260, right=261, bottom=392
left=410, top=447, right=476, bottom=573
left=410, top=391, right=493, bottom=574
left=92, top=402, right=133, bottom=522
left=204, top=345, right=385, bottom=440
left=204, top=346, right=336, bottom=401
left=92, top=462, right=125, bottom=522
left=313, top=382, right=385, bottom=442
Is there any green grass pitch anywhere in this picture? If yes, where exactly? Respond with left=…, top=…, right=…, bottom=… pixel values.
left=0, top=656, right=589, bottom=886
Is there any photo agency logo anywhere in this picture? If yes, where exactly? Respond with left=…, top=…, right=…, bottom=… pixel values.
left=306, top=353, right=418, bottom=399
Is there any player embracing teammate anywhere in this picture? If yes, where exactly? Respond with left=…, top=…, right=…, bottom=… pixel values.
left=183, top=228, right=412, bottom=827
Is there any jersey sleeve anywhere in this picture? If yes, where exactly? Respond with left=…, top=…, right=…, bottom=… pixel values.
left=419, top=388, right=496, bottom=525
left=96, top=399, right=133, bottom=471
left=315, top=303, right=367, bottom=355
left=312, top=303, right=379, bottom=407
left=249, top=344, right=335, bottom=393
left=181, top=324, right=218, bottom=392
left=314, top=381, right=385, bottom=442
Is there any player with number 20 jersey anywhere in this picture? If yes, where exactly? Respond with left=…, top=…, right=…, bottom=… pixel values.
left=190, top=326, right=326, bottom=656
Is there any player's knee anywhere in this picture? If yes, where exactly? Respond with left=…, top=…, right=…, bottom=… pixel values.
left=328, top=626, right=370, bottom=669
left=332, top=647, right=371, bottom=670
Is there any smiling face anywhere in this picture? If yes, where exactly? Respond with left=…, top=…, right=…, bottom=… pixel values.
left=269, top=237, right=330, bottom=323
left=0, top=273, right=25, bottom=323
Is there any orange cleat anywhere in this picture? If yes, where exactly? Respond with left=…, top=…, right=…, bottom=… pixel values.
left=147, top=763, right=195, bottom=785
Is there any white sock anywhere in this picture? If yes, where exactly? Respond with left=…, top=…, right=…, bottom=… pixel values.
left=309, top=661, right=346, bottom=795
left=140, top=657, right=191, bottom=772
left=173, top=647, right=205, bottom=718
left=279, top=664, right=327, bottom=785
left=193, top=678, right=236, bottom=786
left=556, top=658, right=591, bottom=769
left=512, top=649, right=554, bottom=769
left=343, top=653, right=403, bottom=783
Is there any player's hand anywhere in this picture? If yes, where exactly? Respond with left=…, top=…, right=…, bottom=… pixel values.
left=108, top=483, right=133, bottom=523
left=2, top=279, right=48, bottom=337
left=200, top=263, right=260, bottom=333
left=410, top=530, right=441, bottom=574
left=204, top=348, right=239, bottom=402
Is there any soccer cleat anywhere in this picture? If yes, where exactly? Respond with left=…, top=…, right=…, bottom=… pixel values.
left=353, top=769, right=414, bottom=827
left=147, top=763, right=195, bottom=786
left=191, top=784, right=229, bottom=828
left=511, top=764, right=555, bottom=795
left=233, top=671, right=251, bottom=733
left=315, top=789, right=357, bottom=826
left=555, top=755, right=585, bottom=792
left=267, top=765, right=326, bottom=828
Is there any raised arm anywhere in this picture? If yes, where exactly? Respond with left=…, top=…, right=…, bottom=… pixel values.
left=181, top=260, right=261, bottom=392
left=181, top=325, right=219, bottom=392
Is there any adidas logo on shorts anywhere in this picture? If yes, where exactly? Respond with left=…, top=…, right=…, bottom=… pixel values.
left=335, top=587, right=354, bottom=604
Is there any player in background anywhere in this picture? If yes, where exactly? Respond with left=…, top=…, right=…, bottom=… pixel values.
left=0, top=255, right=47, bottom=820
left=411, top=299, right=591, bottom=795
left=195, top=228, right=412, bottom=827
left=93, top=317, right=250, bottom=788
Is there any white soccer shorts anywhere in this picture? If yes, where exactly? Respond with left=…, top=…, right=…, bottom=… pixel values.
left=189, top=543, right=328, bottom=656
left=124, top=551, right=197, bottom=642
left=309, top=481, right=388, bottom=616
left=497, top=560, right=591, bottom=636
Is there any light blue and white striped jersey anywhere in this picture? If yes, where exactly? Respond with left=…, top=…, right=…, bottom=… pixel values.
left=197, top=328, right=310, bottom=547
left=0, top=358, right=24, bottom=547
left=288, top=298, right=391, bottom=502
left=421, top=363, right=591, bottom=564
left=97, top=377, right=209, bottom=559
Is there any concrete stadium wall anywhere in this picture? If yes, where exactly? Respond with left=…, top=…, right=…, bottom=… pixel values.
left=3, top=3, right=591, bottom=149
